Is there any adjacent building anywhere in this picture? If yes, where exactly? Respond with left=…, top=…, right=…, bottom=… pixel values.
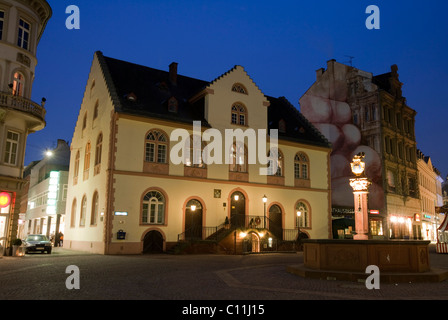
left=24, top=139, right=70, bottom=243
left=0, top=0, right=51, bottom=253
left=300, top=59, right=421, bottom=239
left=64, top=51, right=332, bottom=254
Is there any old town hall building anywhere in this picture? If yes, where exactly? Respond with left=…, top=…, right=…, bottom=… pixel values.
left=64, top=51, right=332, bottom=254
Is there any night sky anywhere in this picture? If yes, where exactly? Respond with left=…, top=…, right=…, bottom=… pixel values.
left=27, top=0, right=448, bottom=179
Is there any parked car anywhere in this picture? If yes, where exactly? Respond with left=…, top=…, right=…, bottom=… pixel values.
left=23, top=234, right=52, bottom=254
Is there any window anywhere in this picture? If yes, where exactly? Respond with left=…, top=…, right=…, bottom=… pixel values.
left=80, top=196, right=87, bottom=226
left=4, top=130, right=20, bottom=165
left=142, top=190, right=165, bottom=224
left=231, top=103, right=247, bottom=126
left=73, top=151, right=80, bottom=184
left=267, top=149, right=283, bottom=176
left=296, top=202, right=310, bottom=228
left=294, top=152, right=309, bottom=179
left=93, top=100, right=99, bottom=120
left=168, top=97, right=178, bottom=113
left=185, top=135, right=206, bottom=168
left=278, top=119, right=286, bottom=133
left=91, top=192, right=99, bottom=225
left=70, top=199, right=77, bottom=227
left=17, top=18, right=30, bottom=50
left=94, top=133, right=102, bottom=174
left=83, top=142, right=91, bottom=180
left=12, top=72, right=25, bottom=96
left=229, top=143, right=247, bottom=173
left=82, top=112, right=87, bottom=130
left=231, top=83, right=247, bottom=94
left=145, top=130, right=168, bottom=163
left=0, top=11, right=4, bottom=40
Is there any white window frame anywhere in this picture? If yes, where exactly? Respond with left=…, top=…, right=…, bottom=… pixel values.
left=4, top=130, right=20, bottom=166
left=17, top=18, right=30, bottom=50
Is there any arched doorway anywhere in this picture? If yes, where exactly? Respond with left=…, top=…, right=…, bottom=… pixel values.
left=185, top=199, right=203, bottom=240
left=230, top=191, right=245, bottom=228
left=269, top=204, right=283, bottom=240
left=143, top=230, right=164, bottom=253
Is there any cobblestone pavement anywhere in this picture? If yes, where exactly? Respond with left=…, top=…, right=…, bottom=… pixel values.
left=0, top=244, right=447, bottom=301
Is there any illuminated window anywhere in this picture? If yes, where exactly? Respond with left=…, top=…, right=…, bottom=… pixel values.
left=17, top=18, right=30, bottom=50
left=94, top=133, right=102, bottom=174
left=73, top=151, right=80, bottom=184
left=83, top=142, right=91, bottom=180
left=185, top=135, right=206, bottom=168
left=12, top=72, right=25, bottom=96
left=229, top=143, right=247, bottom=173
left=231, top=103, right=247, bottom=126
left=145, top=130, right=168, bottom=163
left=295, top=201, right=310, bottom=228
left=267, top=149, right=283, bottom=176
left=4, top=130, right=20, bottom=165
left=142, top=190, right=165, bottom=224
left=294, top=152, right=309, bottom=179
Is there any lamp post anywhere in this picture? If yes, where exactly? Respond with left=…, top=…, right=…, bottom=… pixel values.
left=262, top=195, right=267, bottom=229
left=349, top=152, right=371, bottom=240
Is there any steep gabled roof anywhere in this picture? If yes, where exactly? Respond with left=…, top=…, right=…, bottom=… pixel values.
left=267, top=96, right=331, bottom=148
left=97, top=52, right=211, bottom=126
left=95, top=52, right=331, bottom=149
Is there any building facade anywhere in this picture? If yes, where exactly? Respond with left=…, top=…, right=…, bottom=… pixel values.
left=64, top=52, right=332, bottom=254
left=300, top=59, right=421, bottom=239
left=0, top=0, right=51, bottom=253
left=24, top=139, right=69, bottom=243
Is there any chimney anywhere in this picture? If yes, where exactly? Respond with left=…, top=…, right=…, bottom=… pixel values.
left=316, top=68, right=325, bottom=80
left=169, top=62, right=178, bottom=85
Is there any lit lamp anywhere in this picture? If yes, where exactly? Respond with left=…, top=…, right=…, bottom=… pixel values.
left=262, top=195, right=267, bottom=228
left=190, top=205, right=196, bottom=212
left=349, top=152, right=371, bottom=240
left=234, top=194, right=239, bottom=201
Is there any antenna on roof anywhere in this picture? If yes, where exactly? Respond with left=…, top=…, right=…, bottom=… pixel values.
left=344, top=55, right=355, bottom=66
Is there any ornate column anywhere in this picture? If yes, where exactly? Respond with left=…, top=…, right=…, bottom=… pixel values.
left=349, top=153, right=371, bottom=240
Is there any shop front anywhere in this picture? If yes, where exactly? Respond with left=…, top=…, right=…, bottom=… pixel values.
left=0, top=191, right=14, bottom=254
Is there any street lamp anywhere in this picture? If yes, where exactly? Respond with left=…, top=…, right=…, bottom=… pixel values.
left=262, top=195, right=267, bottom=228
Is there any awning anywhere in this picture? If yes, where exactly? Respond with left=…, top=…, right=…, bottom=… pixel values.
left=438, top=214, right=448, bottom=232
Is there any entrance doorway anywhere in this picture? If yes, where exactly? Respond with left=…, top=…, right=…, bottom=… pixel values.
left=142, top=230, right=164, bottom=253
left=230, top=191, right=245, bottom=228
left=185, top=199, right=203, bottom=240
left=269, top=204, right=283, bottom=240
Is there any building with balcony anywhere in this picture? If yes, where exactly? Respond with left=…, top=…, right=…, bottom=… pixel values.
left=64, top=52, right=332, bottom=254
left=300, top=60, right=421, bottom=239
left=0, top=0, right=51, bottom=253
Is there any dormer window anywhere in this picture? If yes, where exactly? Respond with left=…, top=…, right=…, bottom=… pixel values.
left=232, top=83, right=247, bottom=94
left=168, top=97, right=178, bottom=113
left=278, top=119, right=286, bottom=133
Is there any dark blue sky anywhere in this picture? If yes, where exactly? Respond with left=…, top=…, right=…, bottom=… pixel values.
left=27, top=0, right=448, bottom=178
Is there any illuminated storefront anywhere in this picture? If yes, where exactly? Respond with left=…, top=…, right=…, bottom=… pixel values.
left=0, top=192, right=13, bottom=249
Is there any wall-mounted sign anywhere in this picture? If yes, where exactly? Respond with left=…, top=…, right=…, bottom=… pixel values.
left=414, top=213, right=421, bottom=222
left=114, top=211, right=128, bottom=216
left=369, top=210, right=379, bottom=214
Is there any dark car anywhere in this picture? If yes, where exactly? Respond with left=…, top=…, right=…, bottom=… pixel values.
left=24, top=234, right=52, bottom=254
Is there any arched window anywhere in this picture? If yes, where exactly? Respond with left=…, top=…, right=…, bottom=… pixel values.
left=231, top=103, right=247, bottom=126
left=90, top=192, right=99, bottom=226
left=294, top=152, right=309, bottom=179
left=94, top=133, right=102, bottom=174
left=73, top=151, right=80, bottom=184
left=82, top=112, right=87, bottom=131
left=142, top=190, right=165, bottom=224
left=145, top=130, right=168, bottom=163
left=70, top=198, right=77, bottom=228
left=93, top=100, right=99, bottom=120
left=83, top=142, right=91, bottom=180
left=267, top=149, right=284, bottom=177
left=229, top=143, right=247, bottom=173
left=295, top=201, right=310, bottom=228
left=80, top=196, right=87, bottom=226
left=185, top=135, right=206, bottom=168
left=12, top=72, right=25, bottom=96
left=231, top=83, right=247, bottom=94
